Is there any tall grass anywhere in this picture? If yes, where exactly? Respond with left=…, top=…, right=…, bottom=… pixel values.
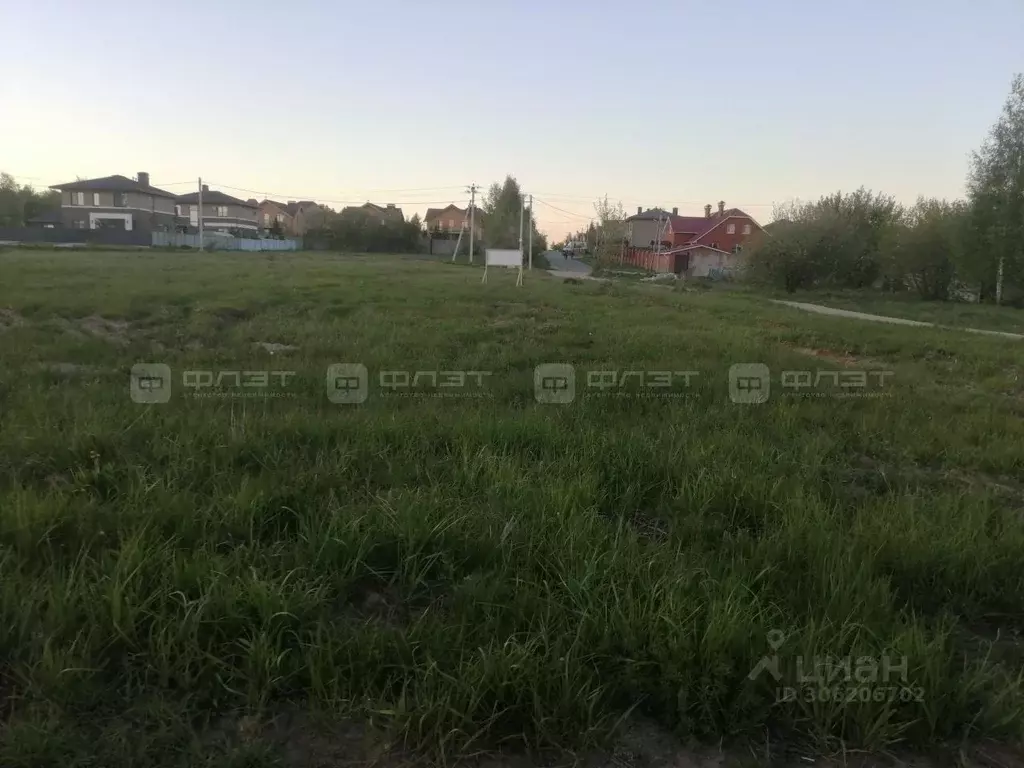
left=0, top=250, right=1022, bottom=765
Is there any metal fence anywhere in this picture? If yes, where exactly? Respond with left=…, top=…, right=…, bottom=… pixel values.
left=151, top=232, right=300, bottom=251
left=0, top=227, right=150, bottom=246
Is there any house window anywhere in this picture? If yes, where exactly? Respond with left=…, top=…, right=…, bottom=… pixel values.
left=73, top=192, right=85, bottom=206
left=711, top=242, right=719, bottom=250
left=448, top=219, right=455, bottom=229
left=263, top=213, right=270, bottom=225
left=216, top=206, right=228, bottom=217
left=92, top=192, right=100, bottom=206
left=732, top=245, right=743, bottom=254
left=727, top=223, right=735, bottom=234
left=114, top=192, right=128, bottom=207
left=275, top=214, right=284, bottom=223
left=175, top=205, right=183, bottom=216
left=742, top=223, right=751, bottom=235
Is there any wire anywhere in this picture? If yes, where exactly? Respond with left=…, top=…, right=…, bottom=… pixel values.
left=533, top=198, right=594, bottom=222
left=206, top=181, right=468, bottom=205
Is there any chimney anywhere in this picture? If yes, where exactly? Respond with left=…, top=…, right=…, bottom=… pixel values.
left=202, top=184, right=209, bottom=193
left=387, top=203, right=395, bottom=209
left=246, top=198, right=257, bottom=205
left=718, top=200, right=725, bottom=216
left=637, top=206, right=642, bottom=215
left=671, top=207, right=678, bottom=216
left=704, top=204, right=712, bottom=218
left=137, top=171, right=150, bottom=186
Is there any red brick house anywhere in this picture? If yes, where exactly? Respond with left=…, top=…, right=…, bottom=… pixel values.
left=424, top=204, right=483, bottom=239
left=623, top=200, right=764, bottom=276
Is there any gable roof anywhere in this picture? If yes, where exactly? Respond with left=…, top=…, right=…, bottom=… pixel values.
left=342, top=201, right=404, bottom=220
left=665, top=209, right=762, bottom=240
left=50, top=174, right=177, bottom=199
left=176, top=189, right=257, bottom=208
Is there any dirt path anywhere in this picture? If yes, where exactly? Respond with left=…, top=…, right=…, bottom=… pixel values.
left=772, top=299, right=1024, bottom=340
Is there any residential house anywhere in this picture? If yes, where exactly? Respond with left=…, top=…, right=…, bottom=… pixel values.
left=175, top=185, right=259, bottom=234
left=624, top=201, right=765, bottom=276
left=340, top=202, right=404, bottom=224
left=258, top=199, right=326, bottom=235
left=49, top=172, right=177, bottom=231
left=423, top=204, right=483, bottom=239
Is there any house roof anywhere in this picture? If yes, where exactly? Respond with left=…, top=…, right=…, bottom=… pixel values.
left=342, top=201, right=404, bottom=220
left=50, top=174, right=177, bottom=199
left=177, top=189, right=257, bottom=208
left=626, top=208, right=673, bottom=222
left=666, top=209, right=759, bottom=239
left=424, top=204, right=483, bottom=221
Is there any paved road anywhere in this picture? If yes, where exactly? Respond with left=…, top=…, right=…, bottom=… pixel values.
left=773, top=299, right=1024, bottom=340
left=544, top=250, right=594, bottom=279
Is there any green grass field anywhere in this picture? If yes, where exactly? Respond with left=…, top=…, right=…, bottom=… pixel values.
left=1, top=250, right=1023, bottom=767
left=763, top=287, right=1024, bottom=335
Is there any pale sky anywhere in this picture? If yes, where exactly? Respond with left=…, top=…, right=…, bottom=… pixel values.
left=1, top=0, right=1021, bottom=238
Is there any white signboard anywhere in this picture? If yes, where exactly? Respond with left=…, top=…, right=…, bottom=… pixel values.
left=485, top=249, right=522, bottom=268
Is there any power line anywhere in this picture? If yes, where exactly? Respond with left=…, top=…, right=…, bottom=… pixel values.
left=533, top=197, right=593, bottom=221
left=207, top=181, right=468, bottom=204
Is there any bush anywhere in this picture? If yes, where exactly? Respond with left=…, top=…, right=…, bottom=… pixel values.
left=748, top=189, right=903, bottom=291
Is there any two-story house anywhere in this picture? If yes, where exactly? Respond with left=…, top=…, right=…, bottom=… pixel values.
left=258, top=199, right=326, bottom=235
left=340, top=202, right=404, bottom=224
left=624, top=201, right=765, bottom=276
left=423, top=204, right=483, bottom=238
left=175, top=185, right=259, bottom=234
left=49, top=172, right=177, bottom=232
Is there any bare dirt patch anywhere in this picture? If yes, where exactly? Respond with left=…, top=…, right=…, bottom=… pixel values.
left=59, top=315, right=132, bottom=346
left=783, top=343, right=888, bottom=368
left=254, top=341, right=299, bottom=354
left=0, top=308, right=25, bottom=331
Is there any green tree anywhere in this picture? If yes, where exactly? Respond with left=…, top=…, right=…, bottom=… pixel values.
left=747, top=189, right=903, bottom=290
left=0, top=172, right=60, bottom=227
left=591, top=195, right=627, bottom=264
left=966, top=73, right=1024, bottom=304
left=480, top=175, right=545, bottom=254
left=882, top=199, right=966, bottom=300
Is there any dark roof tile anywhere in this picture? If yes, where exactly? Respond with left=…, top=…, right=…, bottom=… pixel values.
left=50, top=174, right=177, bottom=199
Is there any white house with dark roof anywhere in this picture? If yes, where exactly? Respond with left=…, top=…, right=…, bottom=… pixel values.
left=49, top=172, right=178, bottom=232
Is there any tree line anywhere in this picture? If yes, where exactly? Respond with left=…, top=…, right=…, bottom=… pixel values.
left=306, top=175, right=547, bottom=255
left=0, top=173, right=60, bottom=227
left=747, top=74, right=1024, bottom=305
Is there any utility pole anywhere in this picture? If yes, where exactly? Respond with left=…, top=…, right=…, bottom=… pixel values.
left=527, top=193, right=533, bottom=269
left=468, top=183, right=478, bottom=265
left=518, top=192, right=525, bottom=256
left=197, top=177, right=204, bottom=252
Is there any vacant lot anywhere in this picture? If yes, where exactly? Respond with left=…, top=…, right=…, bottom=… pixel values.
left=1, top=250, right=1023, bottom=767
